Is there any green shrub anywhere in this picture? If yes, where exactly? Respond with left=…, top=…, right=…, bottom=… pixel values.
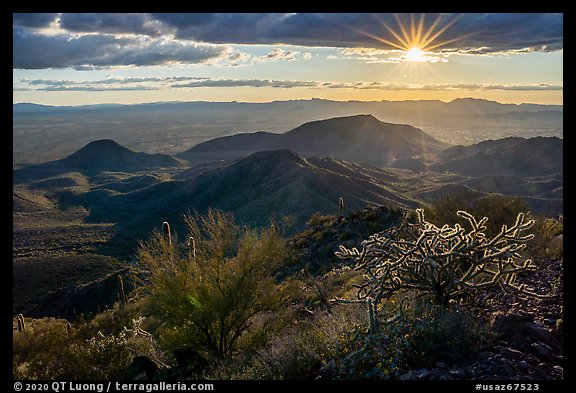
left=427, top=192, right=531, bottom=237
left=229, top=304, right=367, bottom=380
left=329, top=299, right=490, bottom=379
left=307, top=213, right=336, bottom=228
left=525, top=215, right=563, bottom=262
left=138, top=209, right=295, bottom=361
left=400, top=301, right=491, bottom=367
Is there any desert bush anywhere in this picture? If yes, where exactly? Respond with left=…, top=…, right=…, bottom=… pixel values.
left=307, top=212, right=337, bottom=228
left=428, top=192, right=531, bottom=236
left=212, top=292, right=490, bottom=380
left=299, top=267, right=362, bottom=310
left=336, top=208, right=545, bottom=331
left=13, top=316, right=154, bottom=379
left=525, top=215, right=563, bottom=262
left=399, top=300, right=491, bottom=368
left=327, top=298, right=490, bottom=379
left=228, top=304, right=367, bottom=379
left=137, top=209, right=296, bottom=361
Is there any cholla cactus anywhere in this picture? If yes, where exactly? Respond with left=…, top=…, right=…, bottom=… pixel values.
left=162, top=221, right=172, bottom=246
left=123, top=316, right=152, bottom=341
left=335, top=208, right=552, bottom=315
left=339, top=197, right=345, bottom=217
left=17, top=314, right=26, bottom=332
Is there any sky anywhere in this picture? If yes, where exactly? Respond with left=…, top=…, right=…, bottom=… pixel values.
left=12, top=13, right=563, bottom=106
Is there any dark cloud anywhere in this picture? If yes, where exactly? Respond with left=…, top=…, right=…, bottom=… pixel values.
left=13, top=27, right=130, bottom=69
left=426, top=13, right=564, bottom=52
left=59, top=13, right=166, bottom=36
left=12, top=13, right=562, bottom=70
left=151, top=13, right=216, bottom=28
left=153, top=13, right=291, bottom=43
left=13, top=13, right=59, bottom=28
left=149, top=13, right=563, bottom=53
left=13, top=27, right=227, bottom=69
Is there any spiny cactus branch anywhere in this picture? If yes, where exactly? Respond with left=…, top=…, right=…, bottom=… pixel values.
left=123, top=316, right=152, bottom=341
left=335, top=209, right=553, bottom=318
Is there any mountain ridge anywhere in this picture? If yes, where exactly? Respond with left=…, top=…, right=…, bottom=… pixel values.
left=431, top=136, right=562, bottom=177
left=77, top=148, right=418, bottom=234
left=13, top=98, right=563, bottom=113
left=178, top=114, right=450, bottom=166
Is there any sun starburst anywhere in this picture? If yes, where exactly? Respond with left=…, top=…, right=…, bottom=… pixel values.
left=346, top=13, right=470, bottom=63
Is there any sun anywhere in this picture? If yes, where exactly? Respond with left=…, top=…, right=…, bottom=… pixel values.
left=405, top=47, right=425, bottom=62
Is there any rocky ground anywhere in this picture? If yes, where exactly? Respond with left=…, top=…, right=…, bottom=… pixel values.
left=398, top=257, right=564, bottom=380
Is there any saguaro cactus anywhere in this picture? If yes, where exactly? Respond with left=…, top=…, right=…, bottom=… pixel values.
left=17, top=314, right=27, bottom=332
left=339, top=197, right=345, bottom=217
left=188, top=236, right=196, bottom=262
left=162, top=221, right=172, bottom=246
left=118, top=275, right=127, bottom=308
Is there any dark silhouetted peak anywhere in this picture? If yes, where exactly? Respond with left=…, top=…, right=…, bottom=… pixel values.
left=62, top=139, right=180, bottom=171
left=178, top=114, right=450, bottom=166
left=75, top=139, right=129, bottom=154
left=271, top=114, right=449, bottom=164
left=288, top=114, right=380, bottom=132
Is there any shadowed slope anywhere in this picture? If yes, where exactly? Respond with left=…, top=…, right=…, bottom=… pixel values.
left=431, top=137, right=563, bottom=176
left=80, top=150, right=418, bottom=240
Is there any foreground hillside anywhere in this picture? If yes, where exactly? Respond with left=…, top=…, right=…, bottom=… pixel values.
left=13, top=204, right=563, bottom=380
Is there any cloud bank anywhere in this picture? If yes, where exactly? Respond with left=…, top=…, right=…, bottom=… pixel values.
left=16, top=76, right=562, bottom=92
left=13, top=13, right=563, bottom=69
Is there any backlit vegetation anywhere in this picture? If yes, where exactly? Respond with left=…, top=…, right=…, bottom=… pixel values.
left=12, top=201, right=561, bottom=380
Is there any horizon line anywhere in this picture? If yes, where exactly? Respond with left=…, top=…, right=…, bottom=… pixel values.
left=12, top=96, right=564, bottom=108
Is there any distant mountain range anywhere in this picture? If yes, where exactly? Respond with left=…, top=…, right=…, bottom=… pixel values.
left=13, top=98, right=563, bottom=133
left=13, top=98, right=563, bottom=115
left=13, top=114, right=563, bottom=242
left=178, top=114, right=450, bottom=166
left=13, top=98, right=563, bottom=167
